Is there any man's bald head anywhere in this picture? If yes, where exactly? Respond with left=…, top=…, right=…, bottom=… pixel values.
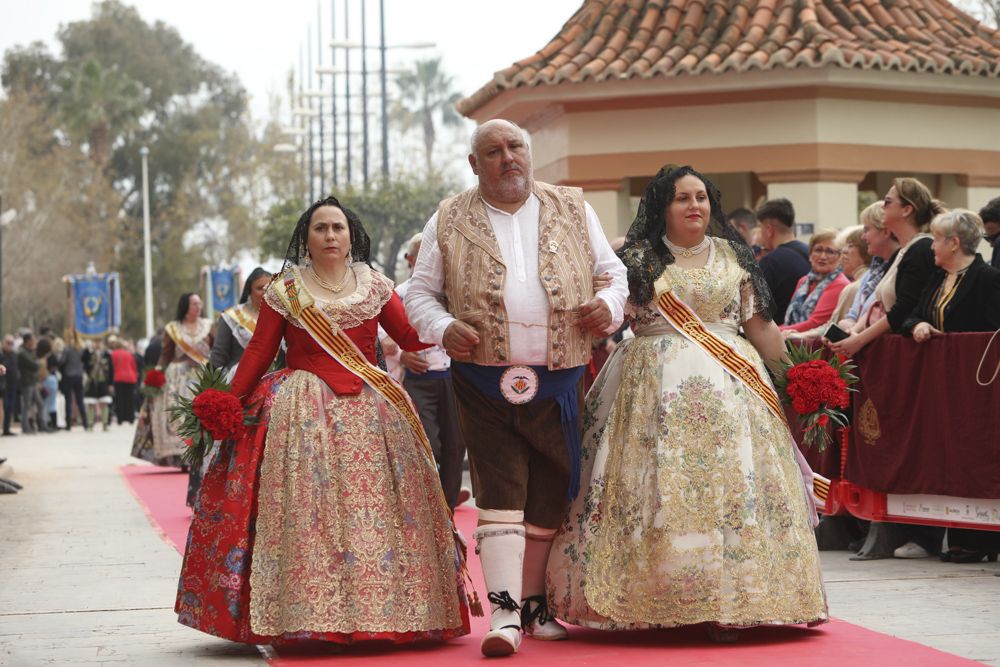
left=468, top=119, right=533, bottom=211
left=470, top=119, right=527, bottom=154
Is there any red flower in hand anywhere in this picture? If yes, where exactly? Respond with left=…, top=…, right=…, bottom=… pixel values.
left=144, top=369, right=166, bottom=388
left=192, top=389, right=246, bottom=441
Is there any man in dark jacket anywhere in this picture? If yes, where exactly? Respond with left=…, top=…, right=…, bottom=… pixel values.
left=1, top=335, right=19, bottom=436
left=16, top=333, right=44, bottom=434
left=980, top=197, right=1000, bottom=269
left=757, top=198, right=810, bottom=323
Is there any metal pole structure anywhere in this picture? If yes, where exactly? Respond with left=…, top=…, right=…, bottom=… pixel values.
left=316, top=0, right=325, bottom=196
left=330, top=0, right=338, bottom=188
left=379, top=0, right=389, bottom=180
left=344, top=0, right=352, bottom=186
left=299, top=44, right=308, bottom=202
left=360, top=0, right=370, bottom=189
left=307, top=27, right=316, bottom=202
left=140, top=147, right=154, bottom=340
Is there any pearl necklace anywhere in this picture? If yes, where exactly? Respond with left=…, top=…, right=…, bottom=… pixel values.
left=310, top=265, right=353, bottom=293
left=663, top=235, right=711, bottom=258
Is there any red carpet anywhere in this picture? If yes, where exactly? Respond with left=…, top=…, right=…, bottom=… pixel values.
left=121, top=464, right=983, bottom=666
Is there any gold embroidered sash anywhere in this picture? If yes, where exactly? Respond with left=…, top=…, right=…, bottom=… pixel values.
left=655, top=289, right=787, bottom=426
left=221, top=305, right=257, bottom=351
left=164, top=321, right=209, bottom=366
left=227, top=304, right=257, bottom=335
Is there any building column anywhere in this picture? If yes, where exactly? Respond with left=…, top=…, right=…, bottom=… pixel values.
left=758, top=171, right=863, bottom=232
left=954, top=175, right=1000, bottom=212
left=573, top=179, right=631, bottom=240
left=708, top=173, right=754, bottom=212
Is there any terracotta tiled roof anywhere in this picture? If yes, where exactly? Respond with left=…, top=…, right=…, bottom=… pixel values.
left=457, top=0, right=1000, bottom=115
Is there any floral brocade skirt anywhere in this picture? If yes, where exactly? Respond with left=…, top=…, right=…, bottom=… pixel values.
left=175, top=368, right=469, bottom=644
left=547, top=331, right=828, bottom=630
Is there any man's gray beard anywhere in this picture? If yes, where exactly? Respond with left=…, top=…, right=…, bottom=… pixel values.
left=493, top=171, right=532, bottom=202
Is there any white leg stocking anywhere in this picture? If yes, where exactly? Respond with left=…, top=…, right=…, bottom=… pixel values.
left=474, top=510, right=526, bottom=656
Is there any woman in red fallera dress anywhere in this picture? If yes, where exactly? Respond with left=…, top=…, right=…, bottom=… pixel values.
left=175, top=196, right=469, bottom=645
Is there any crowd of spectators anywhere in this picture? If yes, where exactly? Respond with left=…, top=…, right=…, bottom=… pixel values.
left=0, top=330, right=147, bottom=494
left=731, top=186, right=1000, bottom=564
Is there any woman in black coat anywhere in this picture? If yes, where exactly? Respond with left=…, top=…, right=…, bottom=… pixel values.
left=902, top=209, right=1000, bottom=340
left=902, top=209, right=1000, bottom=563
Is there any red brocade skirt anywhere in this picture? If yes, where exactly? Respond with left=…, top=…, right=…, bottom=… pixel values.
left=175, top=368, right=470, bottom=645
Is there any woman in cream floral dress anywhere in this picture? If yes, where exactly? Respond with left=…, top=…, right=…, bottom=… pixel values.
left=547, top=166, right=827, bottom=638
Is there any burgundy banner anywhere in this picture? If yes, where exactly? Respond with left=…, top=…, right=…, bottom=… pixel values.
left=845, top=332, right=1000, bottom=498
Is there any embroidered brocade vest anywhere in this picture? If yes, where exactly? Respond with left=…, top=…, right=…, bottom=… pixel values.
left=436, top=181, right=594, bottom=370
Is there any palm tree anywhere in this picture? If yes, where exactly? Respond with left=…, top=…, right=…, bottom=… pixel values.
left=57, top=58, right=145, bottom=169
left=392, top=58, right=462, bottom=175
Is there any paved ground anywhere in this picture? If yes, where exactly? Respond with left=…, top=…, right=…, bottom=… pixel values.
left=1, top=425, right=998, bottom=666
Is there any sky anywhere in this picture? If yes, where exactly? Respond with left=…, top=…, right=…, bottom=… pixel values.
left=0, top=0, right=584, bottom=122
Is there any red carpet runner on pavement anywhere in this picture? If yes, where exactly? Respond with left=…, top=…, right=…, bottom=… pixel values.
left=121, top=465, right=981, bottom=666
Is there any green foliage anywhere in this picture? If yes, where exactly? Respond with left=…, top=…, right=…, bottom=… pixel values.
left=339, top=175, right=455, bottom=282
left=392, top=58, right=463, bottom=175
left=259, top=199, right=304, bottom=262
left=0, top=1, right=302, bottom=337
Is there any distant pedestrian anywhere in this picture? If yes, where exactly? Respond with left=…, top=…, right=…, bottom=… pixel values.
left=59, top=333, right=88, bottom=430
left=2, top=335, right=20, bottom=437
left=109, top=337, right=138, bottom=424
left=17, top=333, right=44, bottom=434
left=82, top=341, right=113, bottom=432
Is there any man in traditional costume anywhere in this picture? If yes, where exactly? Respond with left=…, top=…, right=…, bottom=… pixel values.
left=405, top=119, right=628, bottom=657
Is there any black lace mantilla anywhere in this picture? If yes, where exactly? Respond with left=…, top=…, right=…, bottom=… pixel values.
left=618, top=164, right=775, bottom=321
left=280, top=195, right=373, bottom=273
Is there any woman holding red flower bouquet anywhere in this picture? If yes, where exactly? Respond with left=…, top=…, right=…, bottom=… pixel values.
left=175, top=196, right=470, bottom=646
left=548, top=166, right=827, bottom=640
left=131, top=294, right=213, bottom=482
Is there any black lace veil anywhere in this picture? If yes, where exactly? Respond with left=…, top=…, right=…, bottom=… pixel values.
left=617, top=164, right=775, bottom=320
left=281, top=195, right=372, bottom=272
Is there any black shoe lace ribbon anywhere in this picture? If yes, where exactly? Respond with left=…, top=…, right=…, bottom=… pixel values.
left=520, top=594, right=554, bottom=627
left=486, top=591, right=520, bottom=613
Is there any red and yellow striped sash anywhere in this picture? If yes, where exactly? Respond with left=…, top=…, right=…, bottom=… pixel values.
left=655, top=289, right=787, bottom=426
left=282, top=275, right=430, bottom=453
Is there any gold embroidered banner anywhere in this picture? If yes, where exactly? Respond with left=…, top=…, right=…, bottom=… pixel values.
left=164, top=321, right=209, bottom=366
left=655, top=289, right=787, bottom=426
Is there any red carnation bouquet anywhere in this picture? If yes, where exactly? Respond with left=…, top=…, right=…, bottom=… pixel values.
left=773, top=343, right=858, bottom=451
left=140, top=368, right=167, bottom=398
left=168, top=365, right=257, bottom=468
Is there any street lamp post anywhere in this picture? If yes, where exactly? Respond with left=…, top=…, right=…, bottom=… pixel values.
left=328, top=38, right=434, bottom=186
left=140, top=147, right=154, bottom=341
left=360, top=0, right=369, bottom=189
left=329, top=0, right=338, bottom=188
left=379, top=0, right=388, bottom=180
left=306, top=32, right=316, bottom=202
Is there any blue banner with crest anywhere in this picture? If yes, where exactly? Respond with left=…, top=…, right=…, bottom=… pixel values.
left=204, top=265, right=240, bottom=320
left=69, top=272, right=121, bottom=338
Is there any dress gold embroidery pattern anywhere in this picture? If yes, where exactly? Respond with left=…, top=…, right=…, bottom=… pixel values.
left=249, top=372, right=462, bottom=635
left=548, top=238, right=827, bottom=629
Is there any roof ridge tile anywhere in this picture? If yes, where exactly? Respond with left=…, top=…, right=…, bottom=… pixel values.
left=458, top=0, right=1000, bottom=116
